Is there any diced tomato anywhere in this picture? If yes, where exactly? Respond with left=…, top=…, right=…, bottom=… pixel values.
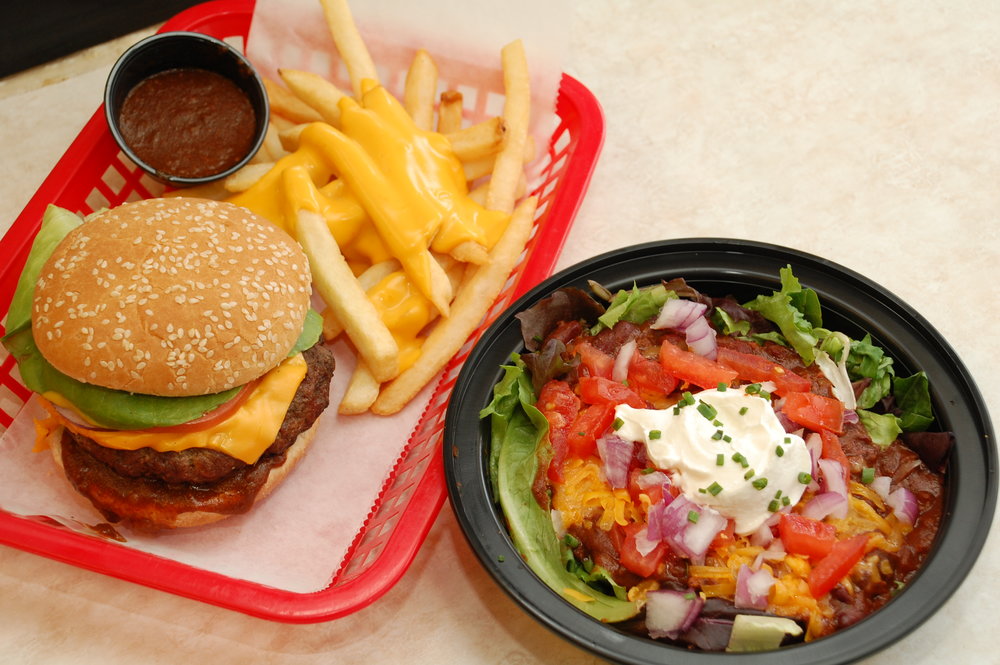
left=715, top=347, right=812, bottom=396
left=545, top=319, right=584, bottom=347
left=577, top=376, right=645, bottom=409
left=778, top=513, right=837, bottom=559
left=807, top=533, right=870, bottom=598
left=619, top=522, right=670, bottom=578
left=627, top=468, right=666, bottom=506
left=819, top=428, right=851, bottom=484
left=781, top=391, right=845, bottom=434
left=627, top=353, right=678, bottom=398
left=658, top=340, right=738, bottom=390
left=572, top=340, right=614, bottom=379
left=536, top=380, right=581, bottom=482
left=710, top=519, right=737, bottom=553
left=566, top=403, right=616, bottom=459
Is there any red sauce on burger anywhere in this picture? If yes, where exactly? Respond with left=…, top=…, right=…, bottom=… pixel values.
left=117, top=67, right=256, bottom=179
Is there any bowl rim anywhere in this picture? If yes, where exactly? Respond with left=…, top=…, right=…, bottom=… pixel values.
left=103, top=30, right=270, bottom=187
left=443, top=237, right=998, bottom=665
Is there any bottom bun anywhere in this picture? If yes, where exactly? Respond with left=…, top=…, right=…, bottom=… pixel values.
left=50, top=420, right=321, bottom=533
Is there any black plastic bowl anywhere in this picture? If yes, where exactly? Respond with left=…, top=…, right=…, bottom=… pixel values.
left=443, top=238, right=997, bottom=665
left=104, top=31, right=269, bottom=187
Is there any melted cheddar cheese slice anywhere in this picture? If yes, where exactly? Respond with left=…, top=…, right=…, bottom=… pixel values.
left=43, top=353, right=308, bottom=465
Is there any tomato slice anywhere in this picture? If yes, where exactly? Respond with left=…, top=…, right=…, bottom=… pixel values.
left=807, top=533, right=870, bottom=598
left=781, top=391, right=845, bottom=434
left=577, top=376, right=645, bottom=409
left=143, top=378, right=260, bottom=434
left=572, top=340, right=614, bottom=379
left=627, top=353, right=677, bottom=399
left=566, top=403, right=616, bottom=459
left=820, top=428, right=851, bottom=484
left=715, top=347, right=812, bottom=395
left=658, top=340, right=738, bottom=389
left=619, top=522, right=670, bottom=577
left=778, top=513, right=837, bottom=559
left=536, top=380, right=581, bottom=483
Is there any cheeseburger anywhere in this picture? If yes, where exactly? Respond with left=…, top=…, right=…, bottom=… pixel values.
left=2, top=198, right=334, bottom=532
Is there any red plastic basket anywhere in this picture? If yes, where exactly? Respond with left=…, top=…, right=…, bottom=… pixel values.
left=0, top=0, right=604, bottom=622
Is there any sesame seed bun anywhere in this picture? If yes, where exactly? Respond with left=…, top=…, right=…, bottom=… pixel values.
left=31, top=198, right=312, bottom=397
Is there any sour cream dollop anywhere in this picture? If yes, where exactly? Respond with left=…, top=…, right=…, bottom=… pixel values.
left=615, top=387, right=812, bottom=534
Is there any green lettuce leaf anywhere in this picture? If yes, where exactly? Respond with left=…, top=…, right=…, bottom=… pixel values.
left=856, top=409, right=903, bottom=447
left=482, top=355, right=639, bottom=622
left=290, top=309, right=324, bottom=355
left=2, top=325, right=240, bottom=430
left=5, top=205, right=82, bottom=333
left=893, top=371, right=934, bottom=432
left=847, top=334, right=895, bottom=409
left=743, top=266, right=821, bottom=364
left=591, top=283, right=674, bottom=334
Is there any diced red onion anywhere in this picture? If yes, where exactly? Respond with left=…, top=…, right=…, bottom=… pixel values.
left=817, top=457, right=849, bottom=513
left=752, top=542, right=786, bottom=569
left=650, top=299, right=718, bottom=360
left=805, top=432, right=822, bottom=476
left=634, top=470, right=670, bottom=491
left=801, top=491, right=847, bottom=521
left=870, top=475, right=892, bottom=500
left=680, top=505, right=727, bottom=563
left=645, top=589, right=705, bottom=640
left=749, top=522, right=774, bottom=548
left=596, top=434, right=634, bottom=489
left=634, top=526, right=658, bottom=557
left=843, top=409, right=860, bottom=425
left=734, top=564, right=775, bottom=610
left=52, top=404, right=103, bottom=430
left=612, top=339, right=636, bottom=383
left=887, top=487, right=918, bottom=525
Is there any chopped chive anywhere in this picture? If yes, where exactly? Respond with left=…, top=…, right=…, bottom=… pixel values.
left=649, top=429, right=662, bottom=440
left=698, top=487, right=707, bottom=494
left=767, top=499, right=781, bottom=512
left=563, top=534, right=581, bottom=548
left=687, top=510, right=700, bottom=524
left=717, top=382, right=728, bottom=391
left=681, top=391, right=695, bottom=406
left=752, top=477, right=768, bottom=490
left=684, top=592, right=696, bottom=600
left=716, top=454, right=725, bottom=466
left=784, top=436, right=791, bottom=444
left=776, top=446, right=785, bottom=457
left=774, top=489, right=783, bottom=499
left=732, top=452, right=748, bottom=468
left=744, top=469, right=756, bottom=480
left=640, top=467, right=657, bottom=475
left=713, top=419, right=723, bottom=427
left=782, top=495, right=791, bottom=506
left=723, top=434, right=733, bottom=443
left=798, top=472, right=813, bottom=484
left=861, top=467, right=876, bottom=484
left=739, top=406, right=749, bottom=416
left=712, top=430, right=725, bottom=441
left=498, top=555, right=505, bottom=562
left=697, top=401, right=718, bottom=420
left=745, top=383, right=761, bottom=394
left=673, top=406, right=681, bottom=415
left=612, top=417, right=624, bottom=430
left=707, top=481, right=723, bottom=496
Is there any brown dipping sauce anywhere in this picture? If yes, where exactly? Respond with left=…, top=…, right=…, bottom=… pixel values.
left=118, top=67, right=256, bottom=179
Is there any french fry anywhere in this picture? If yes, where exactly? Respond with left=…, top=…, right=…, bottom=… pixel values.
left=372, top=196, right=538, bottom=415
left=338, top=359, right=380, bottom=414
left=320, top=0, right=379, bottom=98
left=250, top=122, right=284, bottom=163
left=404, top=50, right=438, bottom=131
left=278, top=123, right=309, bottom=152
left=321, top=259, right=401, bottom=340
left=436, top=90, right=464, bottom=134
left=223, top=162, right=275, bottom=193
left=449, top=240, right=489, bottom=265
left=445, top=117, right=505, bottom=163
left=263, top=78, right=324, bottom=124
left=297, top=209, right=400, bottom=383
left=278, top=68, right=348, bottom=126
left=269, top=113, right=297, bottom=134
left=486, top=40, right=531, bottom=214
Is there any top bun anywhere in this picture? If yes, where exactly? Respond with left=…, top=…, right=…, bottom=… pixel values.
left=32, top=198, right=312, bottom=397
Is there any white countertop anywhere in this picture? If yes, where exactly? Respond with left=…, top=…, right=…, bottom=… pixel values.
left=1, top=2, right=997, bottom=664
